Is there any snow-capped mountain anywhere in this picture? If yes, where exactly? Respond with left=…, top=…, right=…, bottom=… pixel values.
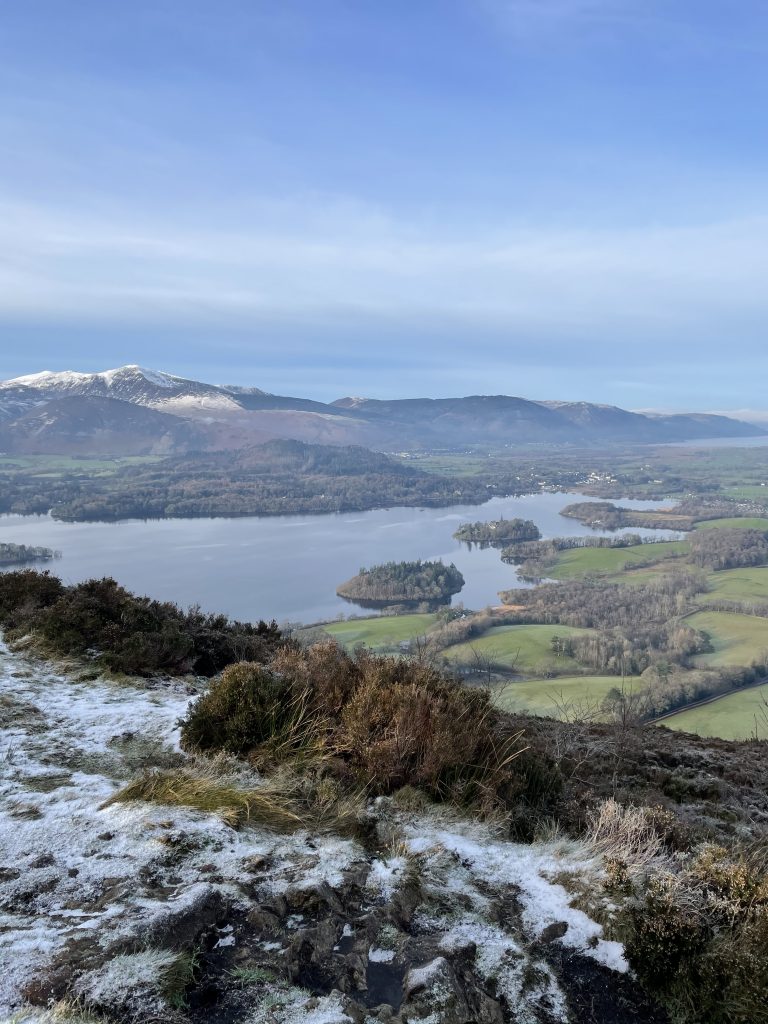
left=1, top=365, right=265, bottom=414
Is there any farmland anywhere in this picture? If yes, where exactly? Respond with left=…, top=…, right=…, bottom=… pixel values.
left=695, top=517, right=768, bottom=531
left=661, top=682, right=768, bottom=741
left=698, top=567, right=768, bottom=605
left=689, top=610, right=768, bottom=667
left=321, top=613, right=438, bottom=651
left=494, top=674, right=640, bottom=719
left=546, top=540, right=688, bottom=580
left=441, top=623, right=590, bottom=674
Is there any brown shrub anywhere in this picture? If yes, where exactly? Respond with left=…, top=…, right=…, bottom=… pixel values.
left=179, top=641, right=528, bottom=812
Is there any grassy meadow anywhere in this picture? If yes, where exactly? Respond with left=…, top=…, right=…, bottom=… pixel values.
left=547, top=540, right=688, bottom=580
left=689, top=610, right=768, bottom=668
left=661, top=683, right=768, bottom=741
left=494, top=674, right=640, bottom=719
left=698, top=567, right=768, bottom=605
left=695, top=517, right=768, bottom=531
left=442, top=623, right=590, bottom=674
left=321, top=613, right=438, bottom=651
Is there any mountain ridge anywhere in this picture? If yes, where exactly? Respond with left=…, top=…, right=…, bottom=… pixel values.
left=0, top=365, right=763, bottom=455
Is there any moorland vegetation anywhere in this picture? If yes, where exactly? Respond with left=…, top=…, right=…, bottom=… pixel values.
left=3, top=569, right=768, bottom=1021
left=0, top=570, right=284, bottom=676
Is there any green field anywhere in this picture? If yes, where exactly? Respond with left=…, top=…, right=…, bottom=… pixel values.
left=321, top=613, right=438, bottom=651
left=547, top=540, right=688, bottom=580
left=695, top=517, right=768, bottom=531
left=698, top=567, right=768, bottom=605
left=724, top=485, right=768, bottom=500
left=443, top=623, right=590, bottom=674
left=0, top=454, right=160, bottom=475
left=661, top=683, right=768, bottom=741
left=494, top=674, right=641, bottom=719
left=689, top=610, right=768, bottom=667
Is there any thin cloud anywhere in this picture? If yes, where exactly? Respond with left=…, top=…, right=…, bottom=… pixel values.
left=1, top=198, right=768, bottom=339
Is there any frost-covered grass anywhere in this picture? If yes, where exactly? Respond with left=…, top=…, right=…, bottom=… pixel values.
left=402, top=818, right=627, bottom=974
left=363, top=803, right=628, bottom=1023
left=0, top=640, right=360, bottom=1016
left=105, top=764, right=304, bottom=830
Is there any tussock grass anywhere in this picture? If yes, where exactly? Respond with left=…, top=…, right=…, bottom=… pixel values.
left=180, top=642, right=530, bottom=816
left=162, top=949, right=200, bottom=1009
left=227, top=965, right=277, bottom=986
left=585, top=799, right=668, bottom=879
left=19, top=999, right=103, bottom=1023
left=102, top=763, right=304, bottom=831
left=104, top=756, right=368, bottom=836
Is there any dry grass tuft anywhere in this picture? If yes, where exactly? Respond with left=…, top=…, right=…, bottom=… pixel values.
left=19, top=999, right=103, bottom=1024
left=585, top=798, right=667, bottom=879
left=102, top=763, right=303, bottom=831
left=104, top=754, right=369, bottom=837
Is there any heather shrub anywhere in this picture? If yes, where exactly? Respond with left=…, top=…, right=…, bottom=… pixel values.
left=0, top=569, right=64, bottom=630
left=0, top=571, right=284, bottom=676
left=180, top=641, right=531, bottom=811
left=621, top=844, right=768, bottom=1023
left=179, top=662, right=298, bottom=756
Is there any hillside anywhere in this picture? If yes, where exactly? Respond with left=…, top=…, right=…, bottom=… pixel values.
left=3, top=575, right=768, bottom=1024
left=0, top=395, right=207, bottom=456
left=0, top=439, right=492, bottom=521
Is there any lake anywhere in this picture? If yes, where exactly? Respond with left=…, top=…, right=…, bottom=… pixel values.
left=0, top=494, right=678, bottom=625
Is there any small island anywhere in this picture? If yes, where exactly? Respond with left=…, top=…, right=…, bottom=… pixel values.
left=337, top=559, right=465, bottom=610
left=454, top=517, right=541, bottom=548
left=0, top=543, right=60, bottom=567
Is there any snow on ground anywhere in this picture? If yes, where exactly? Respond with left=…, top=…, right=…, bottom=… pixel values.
left=404, top=822, right=627, bottom=974
left=155, top=393, right=245, bottom=415
left=360, top=809, right=628, bottom=1023
left=0, top=642, right=360, bottom=1017
left=0, top=638, right=629, bottom=1021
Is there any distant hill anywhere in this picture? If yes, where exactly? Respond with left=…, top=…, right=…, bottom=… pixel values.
left=0, top=364, right=762, bottom=455
left=0, top=395, right=206, bottom=456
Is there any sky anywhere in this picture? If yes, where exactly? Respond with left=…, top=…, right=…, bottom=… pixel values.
left=1, top=0, right=767, bottom=410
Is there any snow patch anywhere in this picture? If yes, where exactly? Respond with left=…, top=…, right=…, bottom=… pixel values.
left=4, top=370, right=91, bottom=388
left=0, top=640, right=362, bottom=1016
left=368, top=946, right=395, bottom=963
left=247, top=988, right=353, bottom=1024
left=405, top=821, right=627, bottom=974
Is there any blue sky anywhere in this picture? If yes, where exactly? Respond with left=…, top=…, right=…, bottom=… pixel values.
left=1, top=1, right=767, bottom=410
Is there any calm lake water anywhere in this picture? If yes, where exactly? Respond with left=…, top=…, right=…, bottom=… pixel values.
left=0, top=494, right=678, bottom=625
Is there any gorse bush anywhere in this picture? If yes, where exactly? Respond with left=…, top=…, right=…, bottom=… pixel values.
left=621, top=844, right=768, bottom=1024
left=180, top=640, right=527, bottom=810
left=0, top=570, right=285, bottom=676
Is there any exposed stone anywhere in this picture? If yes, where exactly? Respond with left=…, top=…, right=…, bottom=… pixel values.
left=142, top=882, right=230, bottom=948
left=540, top=920, right=569, bottom=944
